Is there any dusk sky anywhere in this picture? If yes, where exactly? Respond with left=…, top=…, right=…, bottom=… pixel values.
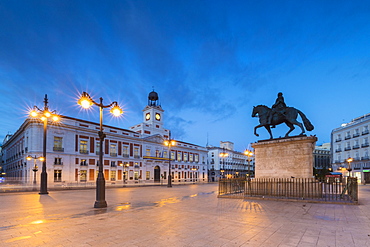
left=1, top=1, right=369, bottom=152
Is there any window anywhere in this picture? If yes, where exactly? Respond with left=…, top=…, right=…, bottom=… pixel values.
left=155, top=150, right=160, bottom=157
left=54, top=170, right=62, bottom=182
left=146, top=149, right=151, bottom=156
left=80, top=140, right=88, bottom=154
left=134, top=147, right=140, bottom=158
left=171, top=151, right=175, bottom=160
left=54, top=157, right=62, bottom=165
left=189, top=154, right=193, bottom=162
left=146, top=171, right=150, bottom=180
left=110, top=171, right=116, bottom=181
left=177, top=151, right=182, bottom=161
left=53, top=137, right=63, bottom=152
left=96, top=142, right=100, bottom=155
left=195, top=154, right=199, bottom=162
left=123, top=146, right=129, bottom=157
left=80, top=159, right=87, bottom=166
left=184, top=153, right=188, bottom=162
left=163, top=151, right=168, bottom=158
left=111, top=161, right=116, bottom=167
left=80, top=170, right=87, bottom=182
left=134, top=171, right=139, bottom=180
left=110, top=144, right=117, bottom=157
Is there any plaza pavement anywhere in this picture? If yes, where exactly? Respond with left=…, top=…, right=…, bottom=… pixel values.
left=0, top=183, right=370, bottom=247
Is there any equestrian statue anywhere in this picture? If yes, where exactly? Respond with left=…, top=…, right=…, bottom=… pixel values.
left=252, top=92, right=314, bottom=139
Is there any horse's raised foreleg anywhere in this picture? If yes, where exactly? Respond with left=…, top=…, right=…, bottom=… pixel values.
left=254, top=124, right=264, bottom=137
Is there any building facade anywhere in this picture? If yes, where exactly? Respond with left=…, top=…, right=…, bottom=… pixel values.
left=313, top=143, right=331, bottom=170
left=1, top=91, right=208, bottom=186
left=207, top=141, right=254, bottom=182
left=331, top=113, right=370, bottom=184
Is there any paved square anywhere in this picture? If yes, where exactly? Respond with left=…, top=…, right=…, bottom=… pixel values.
left=1, top=184, right=370, bottom=246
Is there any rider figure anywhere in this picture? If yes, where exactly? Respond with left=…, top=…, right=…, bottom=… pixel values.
left=269, top=92, right=287, bottom=128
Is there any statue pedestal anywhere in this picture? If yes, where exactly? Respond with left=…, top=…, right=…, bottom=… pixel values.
left=252, top=136, right=317, bottom=179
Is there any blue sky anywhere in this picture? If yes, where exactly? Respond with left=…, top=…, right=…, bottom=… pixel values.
left=0, top=0, right=369, bottom=151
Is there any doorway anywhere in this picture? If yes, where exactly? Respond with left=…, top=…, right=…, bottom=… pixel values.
left=154, top=166, right=160, bottom=182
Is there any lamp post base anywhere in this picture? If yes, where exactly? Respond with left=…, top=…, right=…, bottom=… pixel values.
left=94, top=200, right=108, bottom=208
left=167, top=175, right=172, bottom=188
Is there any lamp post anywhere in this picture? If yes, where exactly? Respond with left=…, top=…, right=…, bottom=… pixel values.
left=120, top=163, right=129, bottom=185
left=347, top=157, right=353, bottom=177
left=244, top=150, right=254, bottom=179
left=164, top=132, right=176, bottom=187
left=219, top=148, right=229, bottom=179
left=26, top=155, right=44, bottom=185
left=78, top=92, right=123, bottom=208
left=30, top=94, right=59, bottom=194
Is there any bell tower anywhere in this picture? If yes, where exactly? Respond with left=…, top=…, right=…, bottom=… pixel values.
left=130, top=90, right=168, bottom=138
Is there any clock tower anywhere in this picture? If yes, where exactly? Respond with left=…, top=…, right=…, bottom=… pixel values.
left=130, top=90, right=169, bottom=138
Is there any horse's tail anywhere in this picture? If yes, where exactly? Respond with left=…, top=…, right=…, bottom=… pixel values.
left=297, top=110, right=314, bottom=131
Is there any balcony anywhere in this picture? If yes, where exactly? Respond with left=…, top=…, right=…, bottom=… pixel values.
left=122, top=154, right=129, bottom=158
left=353, top=145, right=360, bottom=149
left=335, top=138, right=342, bottom=142
left=54, top=162, right=63, bottom=165
left=363, top=130, right=369, bottom=135
left=110, top=153, right=117, bottom=157
left=53, top=147, right=64, bottom=152
left=345, top=135, right=351, bottom=140
left=80, top=150, right=89, bottom=154
left=344, top=147, right=351, bottom=151
left=111, top=164, right=117, bottom=167
left=362, top=143, right=369, bottom=148
left=134, top=155, right=140, bottom=159
left=335, top=149, right=342, bottom=153
left=362, top=156, right=370, bottom=161
left=80, top=162, right=88, bottom=166
left=353, top=133, right=360, bottom=138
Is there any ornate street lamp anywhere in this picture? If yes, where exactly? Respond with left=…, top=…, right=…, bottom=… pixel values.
left=219, top=149, right=229, bottom=178
left=346, top=157, right=353, bottom=177
left=120, top=163, right=130, bottom=185
left=244, top=150, right=254, bottom=179
left=164, top=132, right=176, bottom=188
left=26, top=155, right=44, bottom=185
left=78, top=92, right=123, bottom=208
left=29, top=95, right=59, bottom=194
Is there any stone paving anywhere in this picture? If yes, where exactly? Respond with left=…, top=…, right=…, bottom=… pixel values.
left=0, top=183, right=370, bottom=247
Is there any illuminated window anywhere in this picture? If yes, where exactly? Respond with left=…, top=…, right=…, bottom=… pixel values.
left=54, top=170, right=62, bottom=182
left=80, top=140, right=88, bottom=154
left=110, top=144, right=117, bottom=157
left=123, top=146, right=129, bottom=157
left=80, top=170, right=87, bottom=182
left=53, top=137, right=63, bottom=152
left=110, top=171, right=116, bottom=181
left=146, top=171, right=150, bottom=180
left=177, top=151, right=182, bottom=161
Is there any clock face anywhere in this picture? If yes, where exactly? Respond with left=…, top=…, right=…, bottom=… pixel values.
left=155, top=113, right=161, bottom=120
left=145, top=113, right=151, bottom=120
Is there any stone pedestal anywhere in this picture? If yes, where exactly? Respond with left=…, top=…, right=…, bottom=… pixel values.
left=251, top=136, right=317, bottom=179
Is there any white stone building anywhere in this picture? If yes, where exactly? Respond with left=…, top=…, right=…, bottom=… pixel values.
left=207, top=141, right=254, bottom=182
left=1, top=91, right=208, bottom=186
left=331, top=113, right=370, bottom=184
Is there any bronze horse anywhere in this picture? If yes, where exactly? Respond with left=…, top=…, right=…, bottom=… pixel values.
left=252, top=105, right=314, bottom=139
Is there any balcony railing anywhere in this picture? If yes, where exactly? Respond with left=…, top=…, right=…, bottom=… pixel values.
left=54, top=162, right=63, bottom=165
left=335, top=149, right=342, bottom=153
left=134, top=155, right=140, bottom=158
left=80, top=150, right=89, bottom=154
left=353, top=133, right=360, bottom=138
left=362, top=130, right=369, bottom=135
left=353, top=145, right=360, bottom=149
left=110, top=153, right=117, bottom=157
left=362, top=156, right=370, bottom=161
left=53, top=147, right=64, bottom=152
left=362, top=143, right=369, bottom=148
left=122, top=154, right=129, bottom=158
left=345, top=135, right=351, bottom=140
left=335, top=138, right=342, bottom=142
left=80, top=162, right=88, bottom=166
left=344, top=147, right=351, bottom=151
